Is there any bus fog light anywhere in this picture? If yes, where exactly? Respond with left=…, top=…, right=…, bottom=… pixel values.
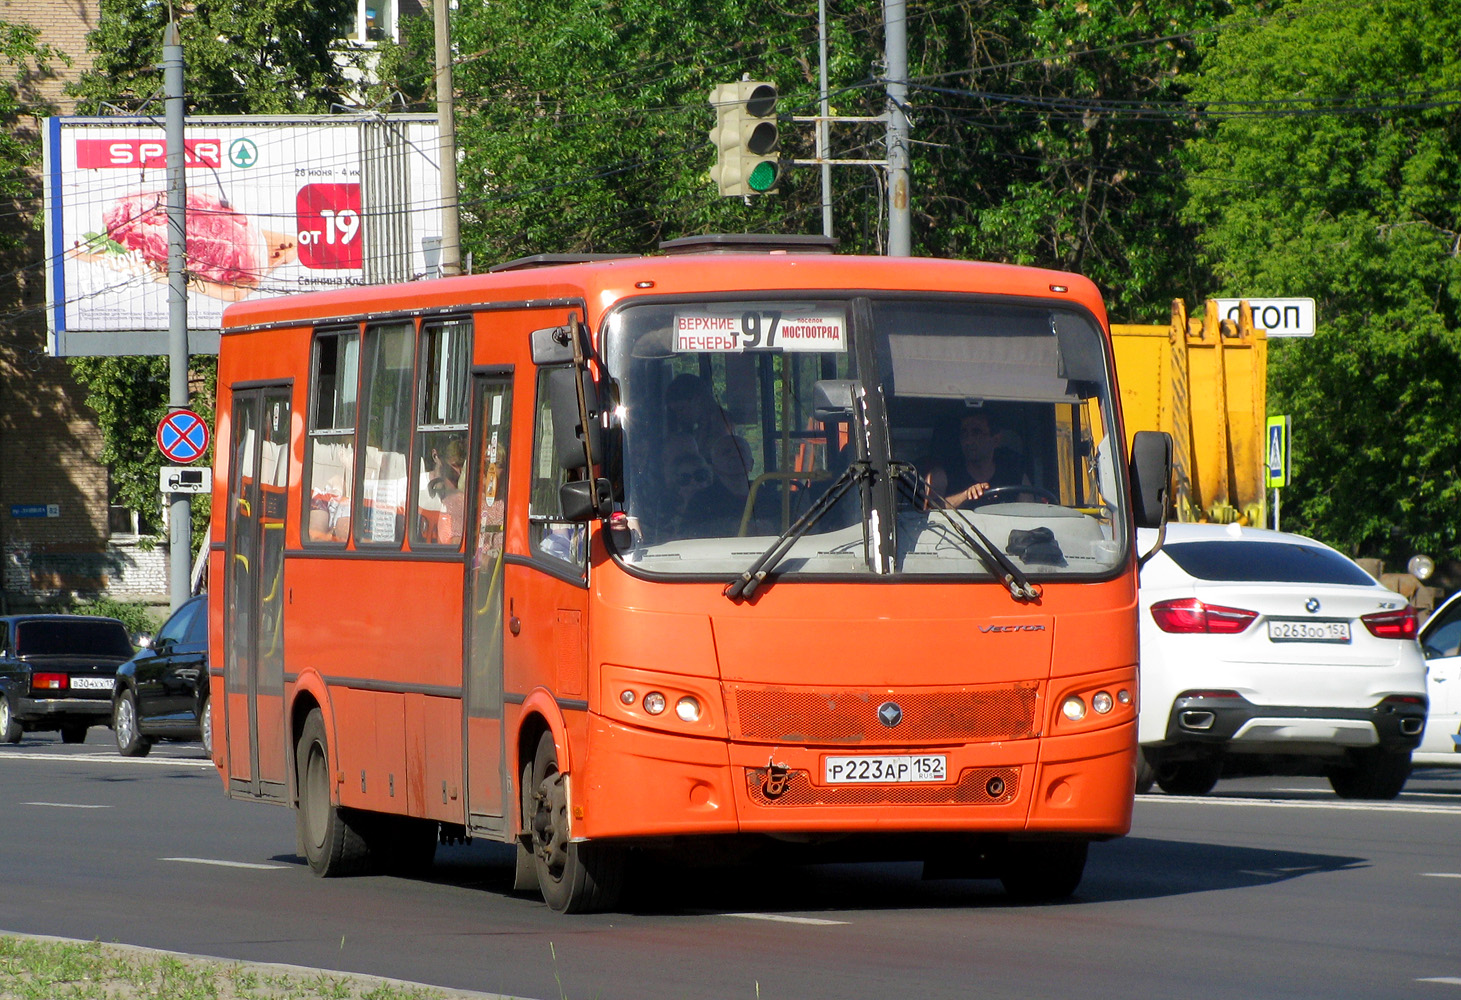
left=1062, top=696, right=1086, bottom=721
left=675, top=696, right=701, bottom=722
left=643, top=692, right=667, bottom=715
left=1117, top=689, right=1131, bottom=705
left=1092, top=691, right=1113, bottom=714
left=619, top=689, right=636, bottom=705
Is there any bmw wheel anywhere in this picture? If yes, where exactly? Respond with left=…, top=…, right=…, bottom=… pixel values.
left=114, top=691, right=152, bottom=757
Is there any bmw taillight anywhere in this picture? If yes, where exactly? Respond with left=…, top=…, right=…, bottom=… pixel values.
left=1150, top=598, right=1258, bottom=635
left=31, top=672, right=67, bottom=692
left=1362, top=606, right=1418, bottom=640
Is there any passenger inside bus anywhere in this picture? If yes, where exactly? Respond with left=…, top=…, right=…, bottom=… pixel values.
left=664, top=372, right=734, bottom=457
left=427, top=436, right=468, bottom=544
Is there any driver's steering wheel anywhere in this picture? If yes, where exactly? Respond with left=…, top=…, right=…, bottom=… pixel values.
left=967, top=485, right=1060, bottom=507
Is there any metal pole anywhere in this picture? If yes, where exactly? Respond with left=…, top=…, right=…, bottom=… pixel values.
left=163, top=22, right=191, bottom=614
left=818, top=0, right=832, bottom=240
left=434, top=0, right=462, bottom=277
left=883, top=0, right=910, bottom=256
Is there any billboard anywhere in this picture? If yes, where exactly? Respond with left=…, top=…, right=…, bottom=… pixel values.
left=44, top=114, right=442, bottom=356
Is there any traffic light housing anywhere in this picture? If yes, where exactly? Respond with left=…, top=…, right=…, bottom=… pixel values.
left=709, top=81, right=781, bottom=197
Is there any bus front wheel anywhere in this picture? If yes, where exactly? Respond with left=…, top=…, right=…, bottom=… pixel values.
left=296, top=709, right=369, bottom=877
left=527, top=730, right=624, bottom=913
left=998, top=840, right=1088, bottom=902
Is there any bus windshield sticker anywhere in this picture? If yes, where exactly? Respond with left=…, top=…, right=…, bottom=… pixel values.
left=674, top=306, right=846, bottom=353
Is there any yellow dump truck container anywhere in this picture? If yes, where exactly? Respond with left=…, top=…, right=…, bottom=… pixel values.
left=1112, top=299, right=1268, bottom=525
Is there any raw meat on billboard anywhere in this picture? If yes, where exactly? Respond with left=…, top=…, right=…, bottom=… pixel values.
left=79, top=190, right=297, bottom=302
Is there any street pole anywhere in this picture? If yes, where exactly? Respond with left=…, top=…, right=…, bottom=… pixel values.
left=434, top=0, right=462, bottom=277
left=163, top=22, right=191, bottom=614
left=883, top=0, right=910, bottom=257
left=818, top=0, right=833, bottom=240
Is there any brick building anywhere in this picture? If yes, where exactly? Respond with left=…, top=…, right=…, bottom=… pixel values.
left=0, top=0, right=166, bottom=611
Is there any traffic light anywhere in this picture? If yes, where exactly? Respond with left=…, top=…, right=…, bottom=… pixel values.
left=708, top=81, right=781, bottom=197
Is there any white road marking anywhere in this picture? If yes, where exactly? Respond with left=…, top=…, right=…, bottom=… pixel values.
left=1138, top=795, right=1461, bottom=816
left=161, top=857, right=290, bottom=870
left=723, top=912, right=848, bottom=926
left=1422, top=873, right=1461, bottom=879
left=0, top=751, right=213, bottom=768
left=1416, top=978, right=1461, bottom=985
left=22, top=802, right=109, bottom=809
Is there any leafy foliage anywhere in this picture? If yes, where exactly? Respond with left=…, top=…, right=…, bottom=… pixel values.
left=0, top=22, right=65, bottom=248
left=69, top=595, right=162, bottom=637
left=65, top=0, right=359, bottom=544
left=368, top=0, right=1220, bottom=318
left=68, top=0, right=362, bottom=115
left=1183, top=0, right=1461, bottom=563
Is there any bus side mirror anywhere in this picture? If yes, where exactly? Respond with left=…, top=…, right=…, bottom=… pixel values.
left=1130, top=430, right=1172, bottom=529
left=530, top=326, right=575, bottom=365
left=813, top=379, right=860, bottom=422
left=548, top=367, right=603, bottom=471
left=559, top=478, right=612, bottom=522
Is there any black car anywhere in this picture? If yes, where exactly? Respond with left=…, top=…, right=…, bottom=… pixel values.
left=113, top=594, right=210, bottom=757
left=0, top=614, right=136, bottom=744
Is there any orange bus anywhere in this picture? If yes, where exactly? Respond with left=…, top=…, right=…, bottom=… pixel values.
left=209, top=235, right=1170, bottom=912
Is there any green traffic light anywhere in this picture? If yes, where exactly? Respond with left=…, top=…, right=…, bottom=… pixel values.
left=748, top=160, right=778, bottom=193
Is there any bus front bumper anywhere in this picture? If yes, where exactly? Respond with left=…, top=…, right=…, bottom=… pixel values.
left=573, top=714, right=1135, bottom=841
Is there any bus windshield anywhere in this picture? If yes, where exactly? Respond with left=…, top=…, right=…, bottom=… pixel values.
left=603, top=295, right=1129, bottom=580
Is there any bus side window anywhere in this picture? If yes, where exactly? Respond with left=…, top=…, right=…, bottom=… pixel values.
left=411, top=318, right=471, bottom=548
left=529, top=367, right=587, bottom=570
left=355, top=322, right=413, bottom=548
left=305, top=328, right=358, bottom=544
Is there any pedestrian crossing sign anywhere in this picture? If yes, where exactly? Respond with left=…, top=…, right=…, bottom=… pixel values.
left=1266, top=415, right=1289, bottom=488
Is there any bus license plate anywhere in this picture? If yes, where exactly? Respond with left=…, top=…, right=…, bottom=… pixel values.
left=824, top=755, right=947, bottom=784
left=69, top=676, right=114, bottom=690
left=1267, top=619, right=1351, bottom=643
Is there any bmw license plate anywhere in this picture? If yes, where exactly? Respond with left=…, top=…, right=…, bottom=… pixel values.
left=824, top=755, right=947, bottom=784
left=69, top=676, right=114, bottom=690
left=1267, top=619, right=1351, bottom=643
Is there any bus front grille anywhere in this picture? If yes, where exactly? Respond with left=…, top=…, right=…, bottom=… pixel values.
left=730, top=684, right=1039, bottom=744
left=745, top=766, right=1020, bottom=807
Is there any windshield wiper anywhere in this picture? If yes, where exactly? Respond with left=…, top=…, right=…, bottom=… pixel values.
left=724, top=462, right=866, bottom=602
left=894, top=466, right=1042, bottom=602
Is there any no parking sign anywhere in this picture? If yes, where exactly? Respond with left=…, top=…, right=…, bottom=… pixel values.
left=156, top=409, right=210, bottom=464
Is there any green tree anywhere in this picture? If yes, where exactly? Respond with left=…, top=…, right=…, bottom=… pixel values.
left=0, top=22, right=64, bottom=248
left=66, top=0, right=360, bottom=541
left=370, top=0, right=1220, bottom=316
left=1183, top=0, right=1461, bottom=564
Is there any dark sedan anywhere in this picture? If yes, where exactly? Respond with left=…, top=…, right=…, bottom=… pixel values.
left=0, top=614, right=136, bottom=744
left=113, top=594, right=210, bottom=757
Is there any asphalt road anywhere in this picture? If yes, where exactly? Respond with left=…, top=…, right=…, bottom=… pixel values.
left=2, top=730, right=1459, bottom=1000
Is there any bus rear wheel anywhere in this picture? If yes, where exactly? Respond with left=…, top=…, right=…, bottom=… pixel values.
left=527, top=730, right=624, bottom=913
left=296, top=709, right=369, bottom=876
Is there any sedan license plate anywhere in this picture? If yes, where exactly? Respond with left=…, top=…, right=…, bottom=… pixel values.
left=824, top=755, right=947, bottom=784
left=68, top=676, right=114, bottom=691
left=1267, top=619, right=1351, bottom=643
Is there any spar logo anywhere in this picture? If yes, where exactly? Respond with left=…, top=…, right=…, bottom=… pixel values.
left=76, top=139, right=222, bottom=169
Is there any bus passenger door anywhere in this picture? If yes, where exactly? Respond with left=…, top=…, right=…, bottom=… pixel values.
left=223, top=385, right=292, bottom=802
left=463, top=373, right=512, bottom=831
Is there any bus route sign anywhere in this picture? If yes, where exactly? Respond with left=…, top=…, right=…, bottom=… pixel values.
left=156, top=409, right=210, bottom=464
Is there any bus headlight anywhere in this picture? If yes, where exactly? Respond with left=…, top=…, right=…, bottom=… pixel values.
left=1061, top=696, right=1087, bottom=721
left=643, top=692, right=667, bottom=715
left=1092, top=691, right=1114, bottom=715
left=675, top=696, right=701, bottom=723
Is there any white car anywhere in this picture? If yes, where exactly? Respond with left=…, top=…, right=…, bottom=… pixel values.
left=1414, top=589, right=1461, bottom=767
left=1137, top=523, right=1428, bottom=799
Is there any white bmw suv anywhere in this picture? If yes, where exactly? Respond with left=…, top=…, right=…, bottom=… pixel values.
left=1137, top=524, right=1428, bottom=799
